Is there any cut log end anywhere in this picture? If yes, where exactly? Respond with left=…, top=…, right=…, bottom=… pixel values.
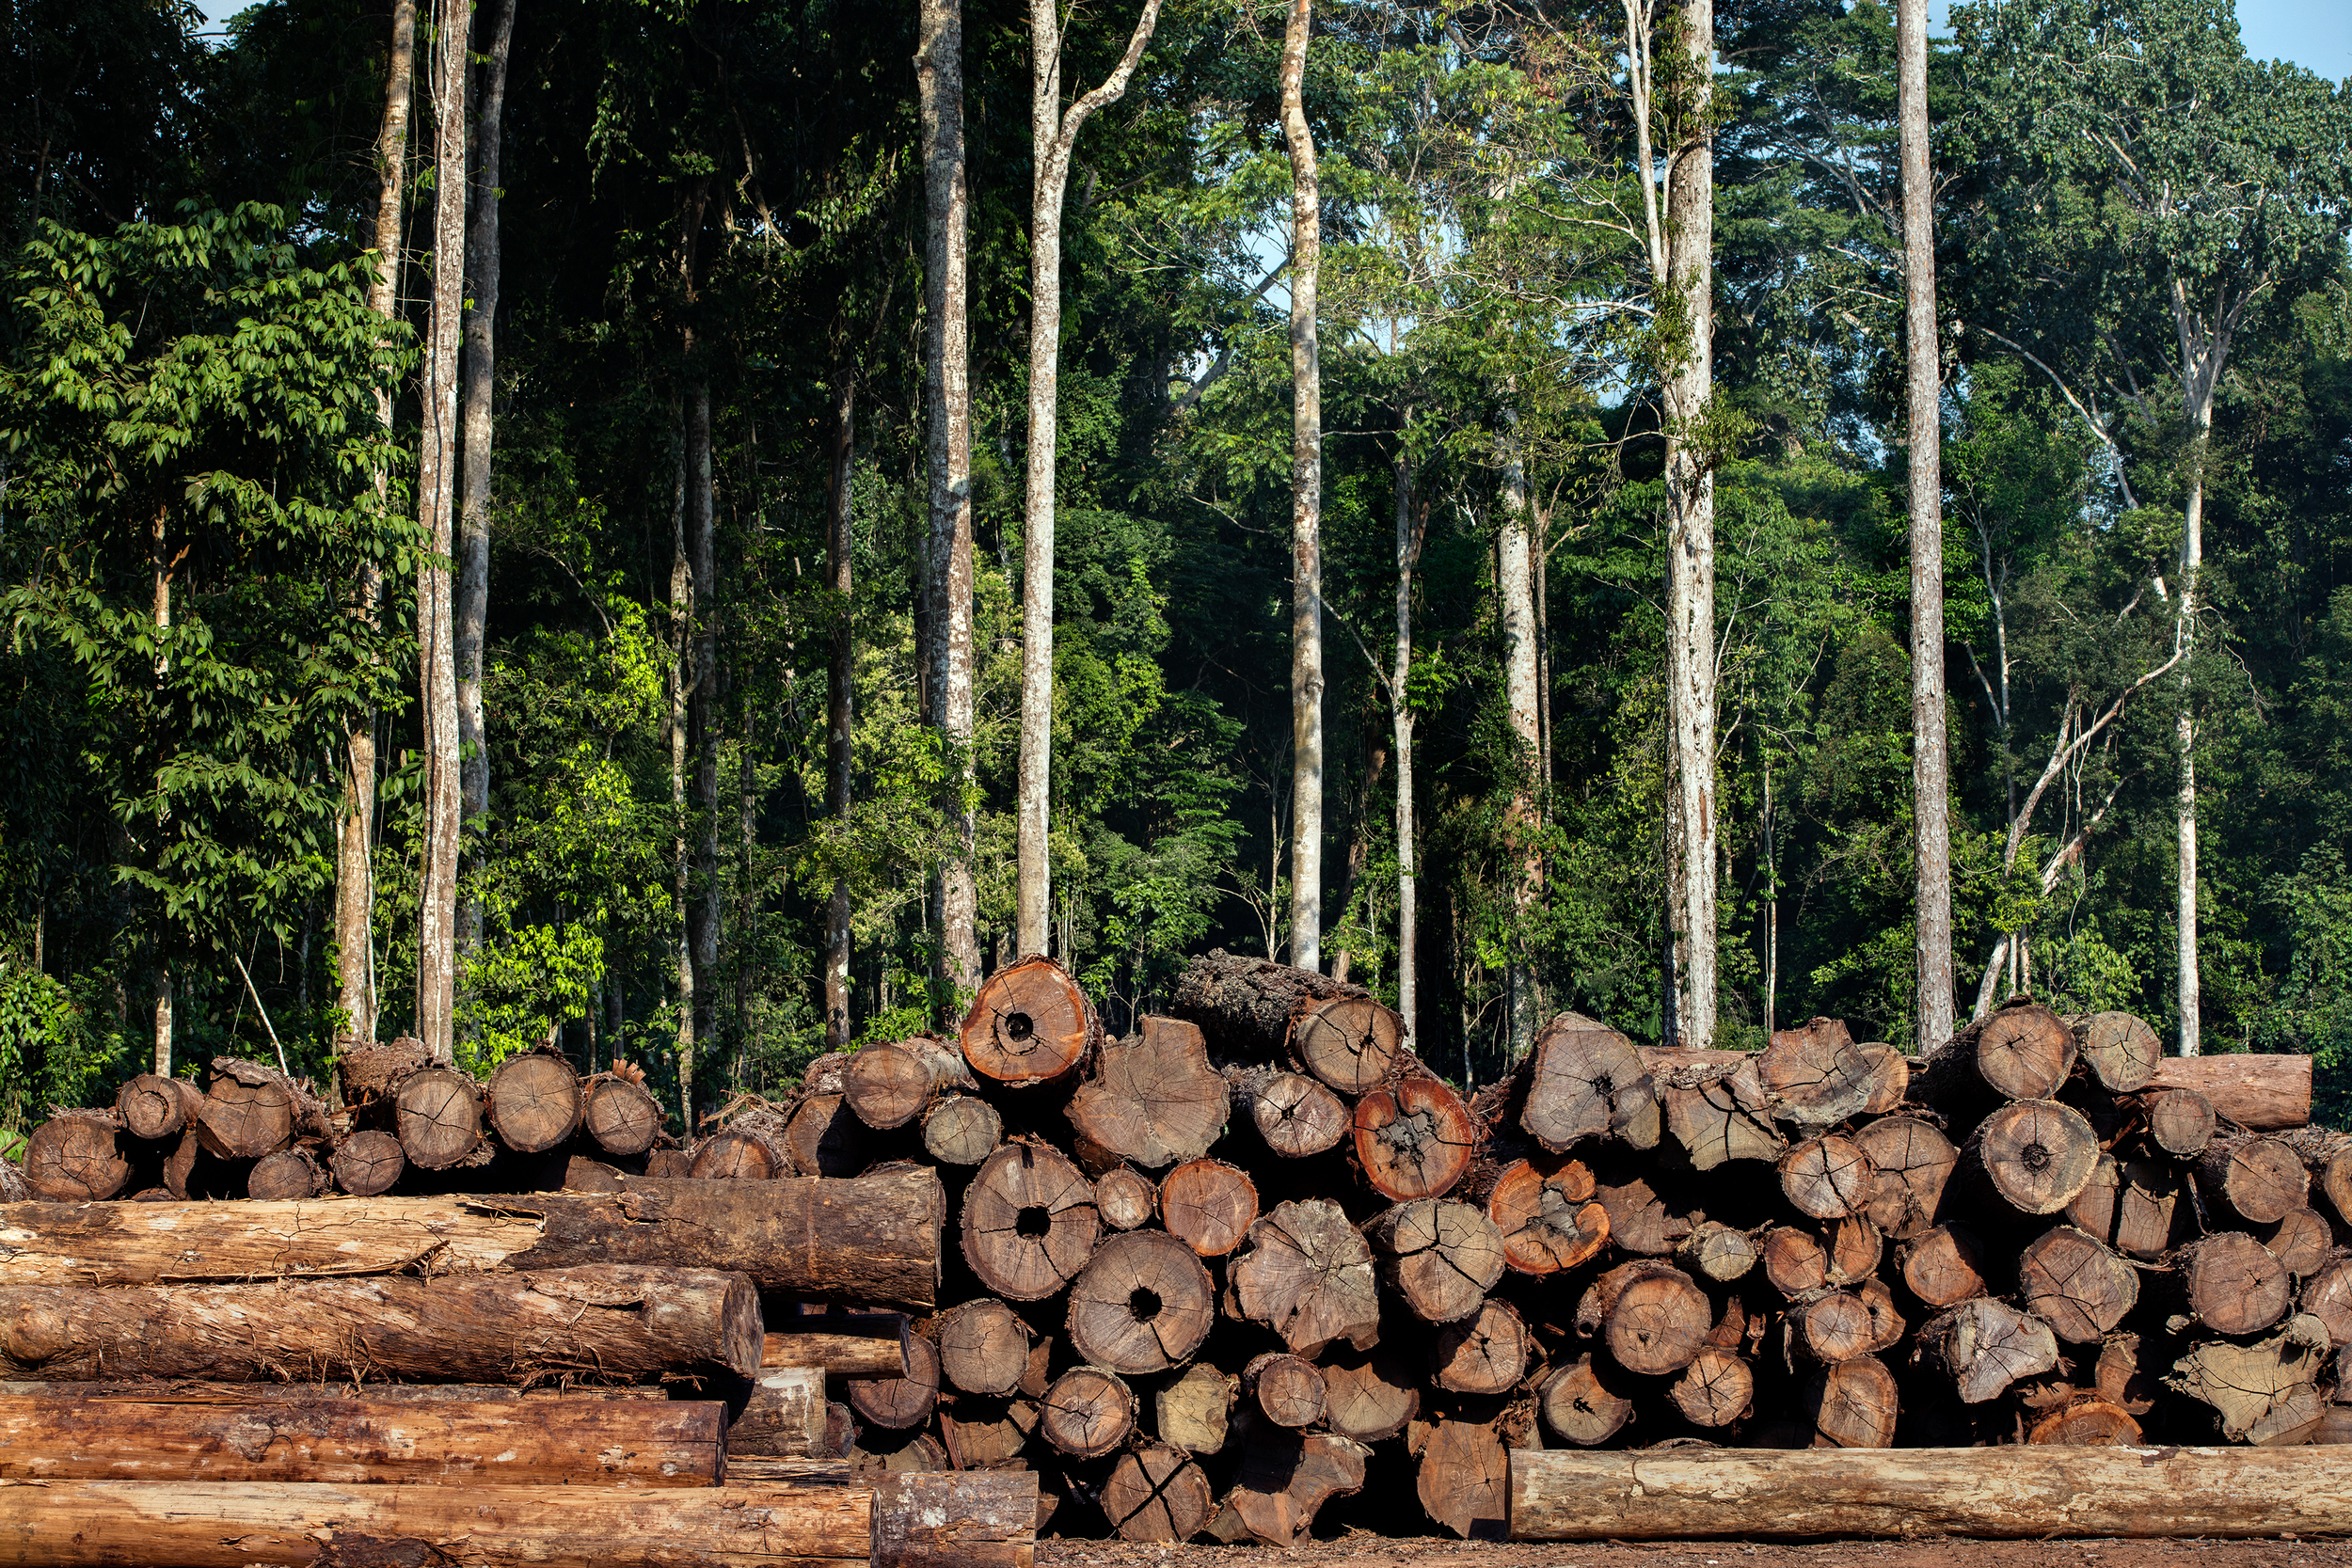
left=1291, top=994, right=1405, bottom=1093
left=1040, top=1365, right=1135, bottom=1458
left=327, top=1130, right=405, bottom=1196
left=960, top=1141, right=1102, bottom=1302
left=961, top=957, right=1097, bottom=1089
left=581, top=1075, right=662, bottom=1157
left=486, top=1050, right=582, bottom=1153
left=1354, top=1074, right=1478, bottom=1202
left=1066, top=1229, right=1215, bottom=1374
left=921, top=1094, right=1002, bottom=1165
left=393, top=1067, right=484, bottom=1170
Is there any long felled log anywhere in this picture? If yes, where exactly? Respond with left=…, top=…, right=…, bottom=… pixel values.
left=1506, top=1445, right=2352, bottom=1540
left=762, top=1315, right=912, bottom=1377
left=2144, top=1053, right=2311, bottom=1131
left=0, top=1394, right=724, bottom=1484
left=8, top=1476, right=882, bottom=1567
left=1173, top=949, right=1402, bottom=1092
left=0, top=1265, right=761, bottom=1382
left=2, top=1169, right=944, bottom=1309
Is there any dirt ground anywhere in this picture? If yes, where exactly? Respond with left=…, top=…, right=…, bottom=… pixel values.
left=1040, top=1538, right=2352, bottom=1568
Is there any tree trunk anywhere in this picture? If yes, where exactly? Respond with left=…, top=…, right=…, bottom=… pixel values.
left=1067, top=1229, right=1215, bottom=1373
left=113, top=1073, right=201, bottom=1142
left=1279, top=0, right=1323, bottom=973
left=2177, top=390, right=2211, bottom=1055
left=582, top=1072, right=663, bottom=1156
left=959, top=1140, right=1101, bottom=1300
left=1229, top=1197, right=1381, bottom=1356
left=414, top=0, right=469, bottom=1063
left=1229, top=1066, right=1347, bottom=1156
left=688, top=369, right=719, bottom=1091
left=1093, top=1164, right=1156, bottom=1227
left=666, top=393, right=694, bottom=1124
left=1433, top=1298, right=1528, bottom=1396
left=1916, top=1297, right=2058, bottom=1403
left=1392, top=436, right=1423, bottom=1047
left=1321, top=1341, right=1419, bottom=1441
left=2145, top=1053, right=2310, bottom=1130
left=454, top=0, right=514, bottom=991
left=1898, top=0, right=1953, bottom=1054
left=1851, top=1114, right=1958, bottom=1238
left=151, top=964, right=170, bottom=1077
left=1155, top=1363, right=1235, bottom=1453
left=328, top=1129, right=405, bottom=1196
left=394, top=1064, right=485, bottom=1167
left=823, top=374, right=854, bottom=1051
left=21, top=1112, right=127, bottom=1201
left=845, top=1333, right=939, bottom=1430
left=0, top=1395, right=723, bottom=1485
left=1172, top=949, right=1402, bottom=1090
left=1499, top=414, right=1541, bottom=1062
left=917, top=0, right=979, bottom=1006
left=1067, top=1014, right=1225, bottom=1167
left=339, top=0, right=416, bottom=1049
left=1660, top=0, right=1717, bottom=1051
left=921, top=1094, right=1002, bottom=1164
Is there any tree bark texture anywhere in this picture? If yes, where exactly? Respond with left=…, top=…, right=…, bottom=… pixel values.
left=1391, top=439, right=1424, bottom=1047
left=824, top=375, right=855, bottom=1051
left=1279, top=0, right=1324, bottom=974
left=2144, top=1053, right=2309, bottom=1130
left=1498, top=417, right=1542, bottom=1061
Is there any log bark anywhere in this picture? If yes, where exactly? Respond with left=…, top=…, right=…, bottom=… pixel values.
left=2016, top=1226, right=2137, bottom=1343
left=1506, top=1443, right=2352, bottom=1539
left=1156, top=1363, right=1234, bottom=1453
left=1354, top=1073, right=1477, bottom=1201
left=846, top=1331, right=939, bottom=1430
left=1, top=1170, right=943, bottom=1308
left=1539, top=1354, right=1632, bottom=1447
left=1244, top=1350, right=1327, bottom=1427
left=6, top=1477, right=882, bottom=1567
left=1778, top=1134, right=1871, bottom=1220
left=936, top=1300, right=1030, bottom=1395
left=1916, top=1298, right=2058, bottom=1402
left=0, top=1265, right=761, bottom=1382
left=1756, top=1017, right=1877, bottom=1126
left=1067, top=1016, right=1225, bottom=1168
left=1521, top=1013, right=1658, bottom=1151
left=1065, top=1228, right=1214, bottom=1373
left=2176, top=1230, right=2290, bottom=1336
left=1229, top=1067, right=1346, bottom=1157
left=870, top=1470, right=1038, bottom=1568
left=921, top=1095, right=1001, bottom=1165
left=2143, top=1053, right=2310, bottom=1131
left=1091, top=1165, right=1156, bottom=1230
left=1604, top=1262, right=1709, bottom=1374
left=393, top=1066, right=484, bottom=1169
left=1158, top=1157, right=1257, bottom=1256
left=114, top=1076, right=203, bottom=1143
left=762, top=1316, right=910, bottom=1377
left=328, top=1130, right=404, bottom=1196
left=2074, top=1011, right=2161, bottom=1093
left=487, top=1049, right=582, bottom=1153
left=960, top=957, right=1098, bottom=1089
left=1368, top=1198, right=1504, bottom=1323
left=1172, top=950, right=1402, bottom=1091
left=0, top=1394, right=723, bottom=1484
left=1804, top=1354, right=1899, bottom=1448
left=1851, top=1115, right=1956, bottom=1239
left=1484, top=1155, right=1609, bottom=1275
left=960, top=1140, right=1100, bottom=1301
left=1433, top=1298, right=1528, bottom=1396
left=1039, top=1364, right=1134, bottom=1457
left=2198, top=1134, right=2311, bottom=1226
left=1671, top=1345, right=1754, bottom=1428
left=1231, top=1197, right=1381, bottom=1355
left=1965, top=1098, right=2099, bottom=1215
left=1103, top=1441, right=1214, bottom=1543
left=1321, top=1341, right=1418, bottom=1441
left=584, top=1073, right=664, bottom=1157
left=23, top=1113, right=128, bottom=1202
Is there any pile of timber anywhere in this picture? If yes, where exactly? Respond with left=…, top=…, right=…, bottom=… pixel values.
left=3, top=954, right=2338, bottom=1549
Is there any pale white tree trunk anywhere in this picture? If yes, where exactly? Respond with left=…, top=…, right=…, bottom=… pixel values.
left=414, top=0, right=471, bottom=1064
left=1391, top=436, right=1423, bottom=1046
left=1279, top=0, right=1324, bottom=974
left=919, top=0, right=981, bottom=1000
left=340, top=0, right=416, bottom=1048
left=153, top=967, right=171, bottom=1077
left=1499, top=419, right=1541, bottom=1061
left=1898, top=0, right=1954, bottom=1054
left=1014, top=0, right=1163, bottom=958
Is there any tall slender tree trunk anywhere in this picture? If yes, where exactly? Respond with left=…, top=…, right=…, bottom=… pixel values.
left=1015, top=0, right=1163, bottom=960
left=917, top=0, right=980, bottom=1005
left=1661, top=0, right=1717, bottom=1050
left=2176, top=395, right=2210, bottom=1056
left=1279, top=0, right=1323, bottom=975
left=1499, top=417, right=1541, bottom=1062
left=152, top=967, right=171, bottom=1076
left=1898, top=0, right=1953, bottom=1055
left=666, top=395, right=692, bottom=1123
left=454, top=0, right=515, bottom=1000
left=151, top=506, right=173, bottom=1075
left=687, top=372, right=719, bottom=1069
left=824, top=376, right=856, bottom=1052
left=1391, top=435, right=1423, bottom=1048
left=414, top=0, right=471, bottom=1064
left=340, top=0, right=417, bottom=1048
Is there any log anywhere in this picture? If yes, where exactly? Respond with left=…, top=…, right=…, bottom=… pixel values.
left=1965, top=1098, right=2100, bottom=1215
left=0, top=1265, right=760, bottom=1382
left=936, top=1300, right=1030, bottom=1395
left=1091, top=1165, right=1156, bottom=1230
left=392, top=1066, right=484, bottom=1169
left=1851, top=1115, right=1956, bottom=1239
left=583, top=1072, right=664, bottom=1157
left=2114, top=1157, right=2190, bottom=1259
left=1670, top=1345, right=1754, bottom=1427
left=1650, top=1047, right=1786, bottom=1169
left=1539, top=1354, right=1632, bottom=1447
left=1230, top=1197, right=1381, bottom=1355
left=0, top=1170, right=944, bottom=1307
left=1592, top=1173, right=1692, bottom=1254
left=1065, top=1228, right=1214, bottom=1373
left=1919, top=1000, right=2078, bottom=1105
left=1756, top=1016, right=1877, bottom=1126
left=961, top=956, right=1098, bottom=1089
left=1677, top=1220, right=1757, bottom=1282
left=780, top=1095, right=870, bottom=1177
left=1414, top=1415, right=1507, bottom=1540
left=1896, top=1224, right=1986, bottom=1309
left=5, top=1477, right=882, bottom=1567
left=2144, top=1053, right=2311, bottom=1131
left=850, top=1428, right=949, bottom=1474
left=1521, top=1012, right=1658, bottom=1151
left=1158, top=1157, right=1257, bottom=1256
left=1368, top=1198, right=1505, bottom=1323
left=1486, top=1155, right=1609, bottom=1275
left=2027, top=1400, right=2143, bottom=1445
left=921, top=1094, right=1002, bottom=1165
left=336, top=1035, right=430, bottom=1102
left=2267, top=1207, right=2339, bottom=1276
left=2176, top=1230, right=2291, bottom=1336
left=936, top=1395, right=1037, bottom=1467
left=1778, top=1134, right=1871, bottom=1220
left=2096, top=1331, right=2167, bottom=1415
left=960, top=1140, right=1100, bottom=1301
left=2074, top=1011, right=2161, bottom=1093
left=1790, top=1291, right=1877, bottom=1365
left=245, top=1147, right=323, bottom=1200
left=2198, top=1134, right=2311, bottom=1225
left=1244, top=1350, right=1327, bottom=1427
left=1857, top=1042, right=1910, bottom=1113
left=1216, top=1419, right=1370, bottom=1545
left=1102, top=1442, right=1215, bottom=1543
left=869, top=1470, right=1038, bottom=1568
left=2287, top=1125, right=2352, bottom=1222
left=1760, top=1225, right=1831, bottom=1296
left=1156, top=1363, right=1235, bottom=1453
left=841, top=1043, right=934, bottom=1131
left=327, top=1130, right=404, bottom=1196
left=1039, top=1364, right=1134, bottom=1457
left=1231, top=1067, right=1347, bottom=1157
left=2065, top=1152, right=2119, bottom=1240
left=1916, top=1298, right=2058, bottom=1402
left=846, top=1330, right=939, bottom=1430
left=1321, top=1341, right=1418, bottom=1442
left=203, top=1057, right=329, bottom=1161
left=762, top=1316, right=910, bottom=1377
left=695, top=1119, right=789, bottom=1180
left=2169, top=1324, right=2328, bottom=1444
left=0, top=1393, right=724, bottom=1484
left=2302, top=1256, right=2352, bottom=1346
left=23, top=1113, right=128, bottom=1202
left=487, top=1048, right=582, bottom=1153
left=2017, top=1226, right=2138, bottom=1342
left=1173, top=949, right=1401, bottom=1092
left=114, top=1075, right=202, bottom=1143
left=1067, top=1016, right=1225, bottom=1167
left=1433, top=1298, right=1529, bottom=1396
left=726, top=1367, right=830, bottom=1461
left=1804, top=1353, right=1899, bottom=1447
left=1603, top=1262, right=1709, bottom=1374
left=1353, top=1072, right=1478, bottom=1201
left=2142, top=1085, right=2217, bottom=1156
left=1507, top=1442, right=2352, bottom=1539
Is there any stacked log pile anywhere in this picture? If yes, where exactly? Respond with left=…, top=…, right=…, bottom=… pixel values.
left=2, top=952, right=2336, bottom=1550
